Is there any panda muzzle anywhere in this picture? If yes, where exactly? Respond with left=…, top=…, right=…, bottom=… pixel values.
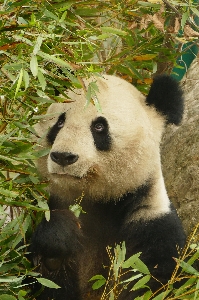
left=50, top=151, right=79, bottom=167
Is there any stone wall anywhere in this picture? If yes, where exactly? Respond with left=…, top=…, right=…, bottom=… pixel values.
left=162, top=59, right=199, bottom=235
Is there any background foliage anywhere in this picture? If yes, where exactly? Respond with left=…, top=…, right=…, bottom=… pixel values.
left=0, top=0, right=199, bottom=299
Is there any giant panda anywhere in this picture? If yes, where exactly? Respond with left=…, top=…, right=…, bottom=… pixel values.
left=31, top=74, right=186, bottom=300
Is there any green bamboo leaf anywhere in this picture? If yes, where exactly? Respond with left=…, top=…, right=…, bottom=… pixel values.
left=38, top=69, right=46, bottom=91
left=0, top=295, right=16, bottom=300
left=33, top=36, right=43, bottom=55
left=0, top=154, right=19, bottom=163
left=91, top=278, right=106, bottom=290
left=125, top=62, right=143, bottom=80
left=37, top=51, right=73, bottom=70
left=18, top=17, right=28, bottom=25
left=174, top=277, right=196, bottom=297
left=89, top=275, right=106, bottom=290
left=18, top=290, right=27, bottom=300
left=13, top=34, right=33, bottom=46
left=122, top=253, right=142, bottom=269
left=191, top=7, right=199, bottom=18
left=37, top=278, right=60, bottom=289
left=69, top=204, right=86, bottom=218
left=187, top=250, right=199, bottom=266
left=44, top=9, right=59, bottom=21
left=138, top=1, right=160, bottom=8
left=45, top=210, right=50, bottom=222
left=86, top=81, right=102, bottom=112
left=30, top=96, right=55, bottom=103
left=22, top=215, right=32, bottom=235
left=89, top=275, right=106, bottom=281
left=140, top=290, right=152, bottom=300
left=152, top=290, right=171, bottom=300
left=37, top=198, right=49, bottom=211
left=34, top=148, right=50, bottom=157
left=96, top=33, right=111, bottom=40
left=134, top=258, right=150, bottom=275
left=0, top=276, right=24, bottom=283
left=30, top=55, right=38, bottom=77
left=9, top=0, right=29, bottom=8
left=0, top=188, right=19, bottom=198
left=23, top=69, right=29, bottom=90
left=122, top=273, right=143, bottom=284
left=181, top=11, right=189, bottom=29
left=178, top=259, right=199, bottom=275
left=101, top=26, right=127, bottom=36
left=75, top=8, right=100, bottom=16
left=14, top=68, right=23, bottom=98
left=194, top=278, right=199, bottom=300
left=131, top=275, right=151, bottom=291
left=59, top=3, right=73, bottom=11
left=29, top=175, right=39, bottom=184
left=60, top=11, right=67, bottom=23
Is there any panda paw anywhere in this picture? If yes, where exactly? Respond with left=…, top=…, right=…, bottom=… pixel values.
left=31, top=210, right=82, bottom=259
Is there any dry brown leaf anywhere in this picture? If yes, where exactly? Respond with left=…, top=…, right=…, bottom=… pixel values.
left=184, top=25, right=199, bottom=38
left=174, top=18, right=180, bottom=33
left=152, top=13, right=165, bottom=31
left=128, top=22, right=138, bottom=30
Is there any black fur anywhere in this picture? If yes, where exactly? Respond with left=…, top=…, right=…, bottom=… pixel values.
left=90, top=116, right=112, bottom=151
left=47, top=112, right=66, bottom=145
left=31, top=210, right=82, bottom=300
left=31, top=186, right=185, bottom=299
left=121, top=206, right=185, bottom=299
left=146, top=75, right=184, bottom=125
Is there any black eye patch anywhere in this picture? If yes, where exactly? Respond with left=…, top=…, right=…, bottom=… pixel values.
left=90, top=116, right=111, bottom=151
left=47, top=113, right=66, bottom=145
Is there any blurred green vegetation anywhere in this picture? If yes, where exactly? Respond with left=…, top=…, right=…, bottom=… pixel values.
left=0, top=0, right=199, bottom=299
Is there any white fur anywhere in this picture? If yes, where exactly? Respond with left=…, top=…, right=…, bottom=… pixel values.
left=35, top=75, right=170, bottom=219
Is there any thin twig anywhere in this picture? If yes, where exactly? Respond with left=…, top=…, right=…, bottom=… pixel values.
left=163, top=0, right=199, bottom=30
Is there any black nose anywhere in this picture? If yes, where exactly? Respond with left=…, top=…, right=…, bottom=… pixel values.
left=50, top=152, right=79, bottom=166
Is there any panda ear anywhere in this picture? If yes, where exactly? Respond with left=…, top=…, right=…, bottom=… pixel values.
left=146, top=75, right=184, bottom=125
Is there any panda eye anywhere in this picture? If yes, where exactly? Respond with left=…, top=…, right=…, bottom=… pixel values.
left=90, top=116, right=111, bottom=151
left=57, top=119, right=64, bottom=128
left=56, top=113, right=66, bottom=128
left=94, top=123, right=104, bottom=132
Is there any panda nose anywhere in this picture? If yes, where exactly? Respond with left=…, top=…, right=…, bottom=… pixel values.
left=50, top=152, right=79, bottom=166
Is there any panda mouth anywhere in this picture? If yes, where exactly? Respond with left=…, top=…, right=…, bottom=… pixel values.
left=50, top=172, right=81, bottom=179
left=49, top=165, right=99, bottom=179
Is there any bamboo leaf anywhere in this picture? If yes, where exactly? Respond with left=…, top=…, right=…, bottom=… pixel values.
left=101, top=26, right=127, bottom=36
left=38, top=69, right=47, bottom=91
left=23, top=69, right=29, bottom=89
left=33, top=36, right=43, bottom=55
left=131, top=275, right=151, bottom=291
left=37, top=51, right=73, bottom=70
left=152, top=290, right=171, bottom=300
left=122, top=253, right=142, bottom=268
left=30, top=54, right=38, bottom=77
left=89, top=275, right=106, bottom=290
left=191, top=7, right=199, bottom=18
left=133, top=54, right=157, bottom=61
left=14, top=68, right=23, bottom=98
left=181, top=11, right=189, bottom=29
left=178, top=259, right=199, bottom=275
left=44, top=9, right=59, bottom=21
left=37, top=278, right=60, bottom=289
left=0, top=295, right=16, bottom=300
left=0, top=188, right=19, bottom=198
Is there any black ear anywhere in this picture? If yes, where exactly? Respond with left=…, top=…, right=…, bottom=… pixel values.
left=146, top=75, right=184, bottom=125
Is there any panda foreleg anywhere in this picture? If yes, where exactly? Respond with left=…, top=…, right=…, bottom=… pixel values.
left=119, top=210, right=186, bottom=298
left=31, top=209, right=83, bottom=300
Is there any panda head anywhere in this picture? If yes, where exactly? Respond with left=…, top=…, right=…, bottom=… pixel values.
left=35, top=75, right=183, bottom=203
